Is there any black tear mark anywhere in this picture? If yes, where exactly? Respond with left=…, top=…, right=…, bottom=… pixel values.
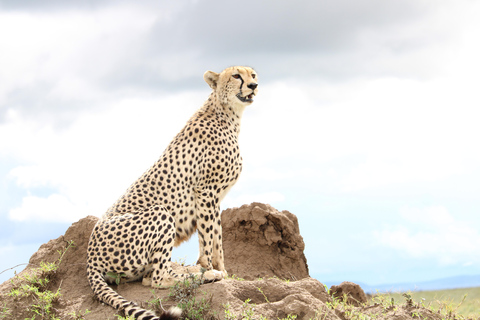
left=238, top=75, right=244, bottom=90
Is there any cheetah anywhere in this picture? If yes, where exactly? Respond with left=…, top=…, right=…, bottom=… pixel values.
left=86, top=66, right=258, bottom=319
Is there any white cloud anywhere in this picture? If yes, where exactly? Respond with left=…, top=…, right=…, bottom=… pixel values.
left=2, top=92, right=203, bottom=223
left=399, top=206, right=454, bottom=226
left=243, top=74, right=480, bottom=195
left=7, top=74, right=460, bottom=223
left=374, top=206, right=480, bottom=265
left=9, top=194, right=86, bottom=223
left=3, top=73, right=480, bottom=224
left=0, top=4, right=161, bottom=123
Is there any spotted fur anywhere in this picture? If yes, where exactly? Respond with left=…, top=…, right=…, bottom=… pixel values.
left=86, top=66, right=258, bottom=319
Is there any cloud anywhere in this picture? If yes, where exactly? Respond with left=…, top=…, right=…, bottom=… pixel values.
left=164, top=0, right=466, bottom=82
left=0, top=3, right=160, bottom=124
left=336, top=78, right=480, bottom=192
left=3, top=69, right=480, bottom=225
left=166, top=0, right=425, bottom=53
left=2, top=0, right=472, bottom=125
left=2, top=92, right=204, bottom=223
left=8, top=194, right=85, bottom=223
left=240, top=74, right=480, bottom=195
left=374, top=206, right=480, bottom=266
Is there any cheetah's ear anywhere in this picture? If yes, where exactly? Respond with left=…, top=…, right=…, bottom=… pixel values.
left=204, top=71, right=219, bottom=89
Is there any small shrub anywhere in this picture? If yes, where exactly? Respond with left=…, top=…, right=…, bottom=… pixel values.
left=223, top=303, right=236, bottom=320
left=241, top=298, right=255, bottom=320
left=29, top=287, right=62, bottom=320
left=159, top=271, right=218, bottom=320
left=0, top=303, right=12, bottom=319
left=169, top=272, right=205, bottom=305
left=6, top=240, right=75, bottom=320
left=68, top=309, right=91, bottom=320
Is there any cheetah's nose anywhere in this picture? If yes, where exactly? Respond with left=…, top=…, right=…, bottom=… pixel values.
left=247, top=83, right=258, bottom=90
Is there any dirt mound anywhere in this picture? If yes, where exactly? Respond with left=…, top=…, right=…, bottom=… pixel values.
left=204, top=277, right=335, bottom=319
left=330, top=281, right=367, bottom=307
left=0, top=216, right=115, bottom=319
left=222, top=202, right=309, bottom=281
left=0, top=203, right=448, bottom=320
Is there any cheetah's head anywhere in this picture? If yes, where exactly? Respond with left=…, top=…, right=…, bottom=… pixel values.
left=204, top=66, right=258, bottom=107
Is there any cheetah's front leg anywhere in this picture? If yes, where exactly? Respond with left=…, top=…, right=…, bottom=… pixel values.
left=140, top=208, right=203, bottom=287
left=195, top=201, right=227, bottom=280
left=211, top=217, right=226, bottom=273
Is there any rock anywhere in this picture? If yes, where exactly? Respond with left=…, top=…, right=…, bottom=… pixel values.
left=1, top=203, right=446, bottom=320
left=222, top=202, right=309, bottom=281
left=203, top=277, right=339, bottom=320
left=0, top=215, right=108, bottom=320
left=330, top=281, right=367, bottom=306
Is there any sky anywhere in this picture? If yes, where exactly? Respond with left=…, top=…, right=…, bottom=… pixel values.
left=1, top=0, right=480, bottom=288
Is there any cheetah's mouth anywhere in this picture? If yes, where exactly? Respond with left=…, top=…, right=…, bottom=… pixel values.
left=236, top=92, right=255, bottom=103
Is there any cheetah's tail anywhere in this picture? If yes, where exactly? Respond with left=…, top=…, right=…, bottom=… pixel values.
left=87, top=267, right=182, bottom=320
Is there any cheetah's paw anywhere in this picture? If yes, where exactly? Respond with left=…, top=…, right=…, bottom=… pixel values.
left=142, top=276, right=152, bottom=286
left=203, top=269, right=224, bottom=282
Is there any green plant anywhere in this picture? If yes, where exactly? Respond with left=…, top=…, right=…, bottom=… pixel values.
left=257, top=287, right=270, bottom=303
left=223, top=303, right=236, bottom=320
left=146, top=289, right=167, bottom=314
left=115, top=315, right=135, bottom=320
left=370, top=292, right=398, bottom=313
left=106, top=271, right=127, bottom=285
left=225, top=298, right=298, bottom=320
left=174, top=257, right=187, bottom=266
left=324, top=290, right=384, bottom=320
left=325, top=296, right=340, bottom=311
left=226, top=274, right=245, bottom=281
left=57, top=240, right=75, bottom=263
left=241, top=298, right=255, bottom=320
left=370, top=288, right=480, bottom=320
left=168, top=272, right=205, bottom=305
left=435, top=294, right=468, bottom=320
left=68, top=309, right=91, bottom=320
left=181, top=295, right=214, bottom=320
left=165, top=271, right=217, bottom=320
left=267, top=275, right=291, bottom=284
left=29, top=287, right=62, bottom=320
left=402, top=292, right=414, bottom=307
left=0, top=303, right=11, bottom=319
left=312, top=308, right=331, bottom=320
left=7, top=240, right=75, bottom=320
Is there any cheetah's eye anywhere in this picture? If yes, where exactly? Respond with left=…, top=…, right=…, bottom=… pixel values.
left=232, top=74, right=241, bottom=79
